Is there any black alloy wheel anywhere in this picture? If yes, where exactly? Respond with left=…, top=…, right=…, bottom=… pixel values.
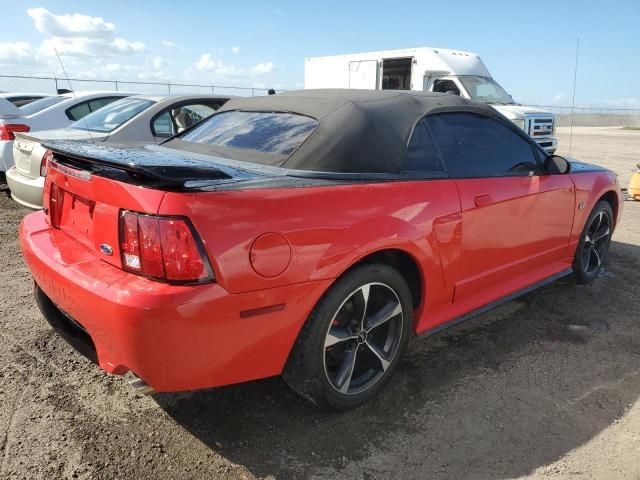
left=573, top=200, right=613, bottom=284
left=283, top=263, right=413, bottom=410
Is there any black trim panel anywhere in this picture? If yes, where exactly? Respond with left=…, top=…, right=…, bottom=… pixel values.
left=419, top=268, right=573, bottom=338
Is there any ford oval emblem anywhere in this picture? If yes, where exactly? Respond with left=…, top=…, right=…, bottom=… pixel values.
left=100, top=243, right=114, bottom=256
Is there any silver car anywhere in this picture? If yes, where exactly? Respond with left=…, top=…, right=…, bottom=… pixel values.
left=7, top=94, right=230, bottom=208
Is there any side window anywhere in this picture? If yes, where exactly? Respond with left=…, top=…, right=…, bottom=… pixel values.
left=425, top=113, right=538, bottom=178
left=404, top=119, right=446, bottom=174
left=432, top=79, right=460, bottom=96
left=152, top=103, right=220, bottom=138
left=65, top=101, right=91, bottom=121
left=173, top=103, right=218, bottom=132
left=152, top=111, right=175, bottom=138
left=88, top=96, right=121, bottom=112
left=66, top=97, right=123, bottom=121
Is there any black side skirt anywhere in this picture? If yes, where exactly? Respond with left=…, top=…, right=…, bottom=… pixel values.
left=419, top=268, right=573, bottom=338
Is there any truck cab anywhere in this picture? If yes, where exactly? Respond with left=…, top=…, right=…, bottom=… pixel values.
left=305, top=47, right=557, bottom=153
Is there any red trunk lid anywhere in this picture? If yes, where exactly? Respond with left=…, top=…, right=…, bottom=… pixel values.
left=44, top=158, right=166, bottom=269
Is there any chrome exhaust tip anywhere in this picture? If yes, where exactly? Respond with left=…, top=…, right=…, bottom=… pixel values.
left=127, top=373, right=155, bottom=395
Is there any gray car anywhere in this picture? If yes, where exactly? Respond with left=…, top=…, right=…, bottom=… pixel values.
left=7, top=94, right=231, bottom=208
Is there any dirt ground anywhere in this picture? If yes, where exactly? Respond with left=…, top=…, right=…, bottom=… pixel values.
left=555, top=126, right=640, bottom=188
left=1, top=127, right=639, bottom=480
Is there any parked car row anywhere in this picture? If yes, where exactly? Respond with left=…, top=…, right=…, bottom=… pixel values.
left=15, top=88, right=622, bottom=409
left=1, top=91, right=132, bottom=173
left=2, top=91, right=231, bottom=208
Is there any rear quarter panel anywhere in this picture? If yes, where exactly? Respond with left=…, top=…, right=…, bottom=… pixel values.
left=29, top=107, right=71, bottom=131
left=160, top=180, right=462, bottom=312
left=107, top=109, right=157, bottom=144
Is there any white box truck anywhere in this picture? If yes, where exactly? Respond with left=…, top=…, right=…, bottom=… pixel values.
left=305, top=47, right=557, bottom=153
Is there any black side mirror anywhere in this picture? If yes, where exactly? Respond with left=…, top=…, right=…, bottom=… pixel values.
left=544, top=155, right=570, bottom=175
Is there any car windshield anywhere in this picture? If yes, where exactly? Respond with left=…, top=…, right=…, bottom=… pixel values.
left=19, top=96, right=65, bottom=116
left=457, top=76, right=515, bottom=104
left=71, top=97, right=155, bottom=133
left=180, top=110, right=318, bottom=156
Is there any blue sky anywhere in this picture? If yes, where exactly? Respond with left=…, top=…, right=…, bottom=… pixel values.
left=0, top=1, right=638, bottom=107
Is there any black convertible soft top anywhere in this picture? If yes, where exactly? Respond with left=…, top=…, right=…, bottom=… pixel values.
left=166, top=89, right=500, bottom=174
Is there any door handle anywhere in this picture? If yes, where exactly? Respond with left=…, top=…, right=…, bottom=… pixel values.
left=474, top=194, right=494, bottom=208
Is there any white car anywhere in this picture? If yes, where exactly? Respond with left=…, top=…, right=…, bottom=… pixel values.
left=0, top=91, right=131, bottom=172
left=7, top=94, right=230, bottom=208
left=0, top=92, right=50, bottom=108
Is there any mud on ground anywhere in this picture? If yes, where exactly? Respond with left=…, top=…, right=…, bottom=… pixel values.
left=1, top=128, right=639, bottom=479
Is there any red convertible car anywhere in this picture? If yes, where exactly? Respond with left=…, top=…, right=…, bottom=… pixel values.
left=20, top=90, right=622, bottom=409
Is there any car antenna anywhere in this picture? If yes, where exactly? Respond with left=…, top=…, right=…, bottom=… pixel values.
left=568, top=38, right=579, bottom=157
left=54, top=48, right=96, bottom=146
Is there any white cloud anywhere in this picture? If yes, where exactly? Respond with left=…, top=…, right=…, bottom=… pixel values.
left=39, top=37, right=145, bottom=57
left=27, top=7, right=116, bottom=38
left=27, top=7, right=144, bottom=58
left=194, top=54, right=275, bottom=80
left=138, top=70, right=169, bottom=81
left=151, top=56, right=168, bottom=70
left=552, top=93, right=565, bottom=103
left=251, top=62, right=274, bottom=75
left=161, top=40, right=184, bottom=50
left=1, top=8, right=287, bottom=90
left=113, top=38, right=145, bottom=53
left=194, top=54, right=244, bottom=76
left=0, top=42, right=32, bottom=60
left=194, top=53, right=221, bottom=71
left=81, top=62, right=141, bottom=76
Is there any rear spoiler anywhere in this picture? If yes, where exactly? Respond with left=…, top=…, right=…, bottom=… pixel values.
left=43, top=140, right=256, bottom=190
left=0, top=97, right=24, bottom=119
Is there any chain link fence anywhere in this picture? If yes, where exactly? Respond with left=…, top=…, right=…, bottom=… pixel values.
left=0, top=74, right=274, bottom=97
left=1, top=74, right=639, bottom=127
left=529, top=105, right=640, bottom=128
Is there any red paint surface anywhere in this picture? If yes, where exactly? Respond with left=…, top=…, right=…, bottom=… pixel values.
left=249, top=232, right=292, bottom=278
left=19, top=165, right=622, bottom=392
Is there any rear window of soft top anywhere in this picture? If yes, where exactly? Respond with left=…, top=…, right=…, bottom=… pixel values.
left=180, top=110, right=317, bottom=156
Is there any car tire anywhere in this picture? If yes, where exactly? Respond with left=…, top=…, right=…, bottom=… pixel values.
left=573, top=200, right=614, bottom=284
left=283, top=263, right=413, bottom=411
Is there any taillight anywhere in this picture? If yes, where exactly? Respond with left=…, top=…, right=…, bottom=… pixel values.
left=119, top=211, right=214, bottom=284
left=49, top=182, right=64, bottom=228
left=0, top=124, right=30, bottom=141
left=40, top=150, right=53, bottom=177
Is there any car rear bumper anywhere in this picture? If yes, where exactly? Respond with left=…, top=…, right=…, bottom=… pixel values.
left=20, top=210, right=331, bottom=392
left=6, top=166, right=45, bottom=209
